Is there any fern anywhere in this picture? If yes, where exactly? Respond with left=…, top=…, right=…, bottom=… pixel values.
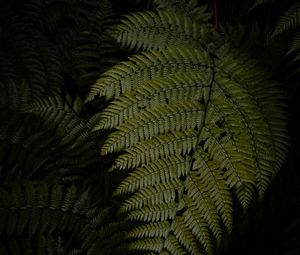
left=0, top=80, right=32, bottom=110
left=269, top=2, right=300, bottom=74
left=23, top=95, right=101, bottom=183
left=290, top=31, right=300, bottom=53
left=271, top=2, right=300, bottom=38
left=0, top=0, right=294, bottom=254
left=108, top=9, right=216, bottom=53
left=249, top=0, right=275, bottom=10
left=87, top=9, right=289, bottom=254
left=0, top=1, right=64, bottom=98
left=0, top=181, right=128, bottom=254
left=153, top=0, right=212, bottom=22
left=0, top=0, right=118, bottom=99
left=0, top=88, right=100, bottom=183
left=71, top=0, right=119, bottom=93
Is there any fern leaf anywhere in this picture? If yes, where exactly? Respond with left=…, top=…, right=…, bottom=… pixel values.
left=87, top=47, right=212, bottom=101
left=101, top=101, right=204, bottom=155
left=96, top=71, right=210, bottom=130
left=153, top=0, right=211, bottom=22
left=271, top=2, right=300, bottom=38
left=289, top=31, right=300, bottom=53
left=50, top=183, right=63, bottom=210
left=0, top=80, right=32, bottom=110
left=113, top=10, right=213, bottom=52
left=249, top=0, right=275, bottom=11
left=87, top=9, right=289, bottom=255
left=0, top=182, right=128, bottom=254
left=23, top=95, right=100, bottom=181
left=128, top=222, right=170, bottom=239
left=193, top=151, right=233, bottom=231
left=114, top=130, right=198, bottom=170
left=172, top=216, right=202, bottom=254
left=115, top=155, right=190, bottom=195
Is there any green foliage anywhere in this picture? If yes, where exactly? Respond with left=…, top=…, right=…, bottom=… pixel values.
left=250, top=0, right=275, bottom=10
left=0, top=0, right=296, bottom=254
left=268, top=2, right=300, bottom=74
left=153, top=0, right=211, bottom=21
left=0, top=181, right=127, bottom=254
left=0, top=0, right=131, bottom=252
left=271, top=2, right=300, bottom=38
left=88, top=8, right=289, bottom=254
left=0, top=80, right=99, bottom=183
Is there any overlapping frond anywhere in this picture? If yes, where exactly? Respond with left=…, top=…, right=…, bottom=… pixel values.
left=87, top=47, right=212, bottom=101
left=0, top=80, right=32, bottom=110
left=0, top=0, right=117, bottom=100
left=290, top=31, right=300, bottom=53
left=111, top=9, right=214, bottom=53
left=87, top=9, right=289, bottom=254
left=269, top=2, right=300, bottom=75
left=23, top=95, right=100, bottom=182
left=0, top=182, right=128, bottom=254
left=72, top=0, right=118, bottom=91
left=249, top=0, right=275, bottom=10
left=0, top=5, right=122, bottom=251
left=153, top=0, right=211, bottom=22
left=0, top=36, right=63, bottom=99
left=95, top=71, right=210, bottom=130
left=0, top=89, right=100, bottom=183
left=271, top=2, right=300, bottom=38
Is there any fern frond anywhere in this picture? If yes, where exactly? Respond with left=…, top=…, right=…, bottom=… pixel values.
left=193, top=150, right=233, bottom=231
left=101, top=100, right=204, bottom=155
left=0, top=80, right=32, bottom=110
left=119, top=179, right=182, bottom=213
left=249, top=0, right=275, bottom=11
left=0, top=94, right=100, bottom=183
left=87, top=47, right=212, bottom=101
left=24, top=95, right=100, bottom=181
left=115, top=155, right=190, bottom=195
left=113, top=10, right=213, bottom=52
left=0, top=182, right=128, bottom=255
left=0, top=111, right=58, bottom=181
left=288, top=31, right=300, bottom=56
left=271, top=2, right=300, bottom=38
left=73, top=0, right=118, bottom=91
left=153, top=0, right=211, bottom=23
left=87, top=8, right=289, bottom=255
left=128, top=221, right=170, bottom=239
left=114, top=130, right=198, bottom=170
left=0, top=37, right=63, bottom=99
left=96, top=71, right=210, bottom=130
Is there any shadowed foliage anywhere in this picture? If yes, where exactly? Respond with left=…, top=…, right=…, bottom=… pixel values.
left=0, top=0, right=299, bottom=254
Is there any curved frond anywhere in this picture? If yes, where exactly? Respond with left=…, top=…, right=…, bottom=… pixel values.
left=95, top=71, right=210, bottom=130
left=153, top=0, right=211, bottom=22
left=290, top=31, right=300, bottom=53
left=87, top=47, right=212, bottom=101
left=23, top=95, right=100, bottom=181
left=88, top=9, right=289, bottom=254
left=101, top=100, right=204, bottom=155
left=0, top=182, right=128, bottom=254
left=249, top=0, right=275, bottom=10
left=0, top=80, right=32, bottom=110
left=271, top=2, right=300, bottom=38
left=113, top=9, right=213, bottom=52
left=0, top=95, right=100, bottom=183
left=114, top=130, right=198, bottom=170
left=72, top=0, right=118, bottom=91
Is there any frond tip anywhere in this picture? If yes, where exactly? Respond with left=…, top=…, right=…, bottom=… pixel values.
left=271, top=2, right=300, bottom=38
